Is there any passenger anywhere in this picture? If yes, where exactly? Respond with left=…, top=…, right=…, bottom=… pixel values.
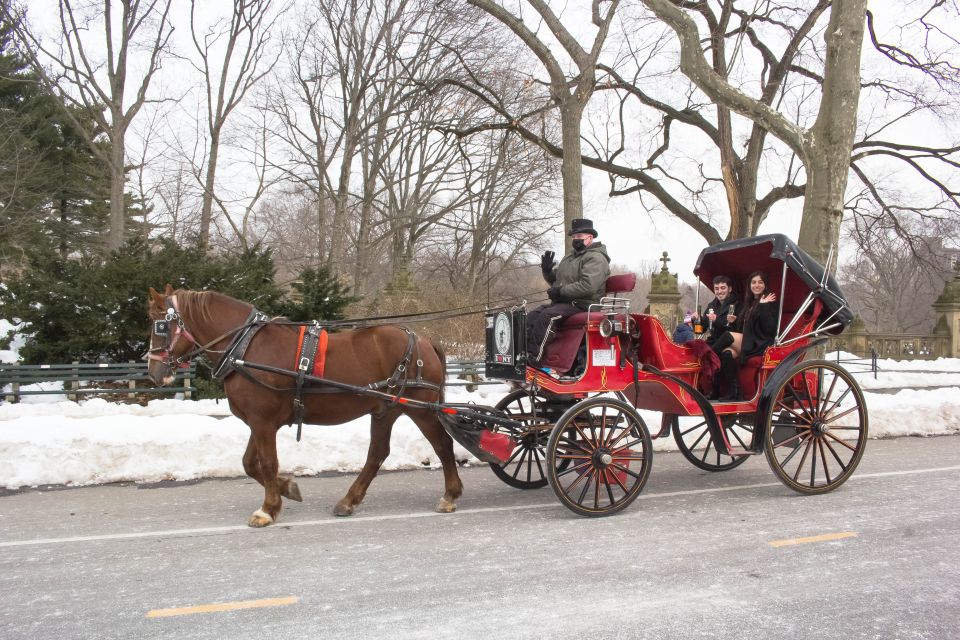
left=699, top=275, right=743, bottom=353
left=715, top=271, right=778, bottom=401
left=527, top=218, right=611, bottom=365
left=673, top=311, right=695, bottom=344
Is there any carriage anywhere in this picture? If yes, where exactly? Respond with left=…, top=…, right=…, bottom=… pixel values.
left=465, top=233, right=868, bottom=516
left=147, top=233, right=867, bottom=524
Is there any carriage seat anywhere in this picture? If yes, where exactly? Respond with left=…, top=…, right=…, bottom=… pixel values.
left=736, top=305, right=819, bottom=399
left=539, top=273, right=638, bottom=373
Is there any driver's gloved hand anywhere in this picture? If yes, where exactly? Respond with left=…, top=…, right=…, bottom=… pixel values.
left=540, top=251, right=556, bottom=279
left=547, top=286, right=561, bottom=302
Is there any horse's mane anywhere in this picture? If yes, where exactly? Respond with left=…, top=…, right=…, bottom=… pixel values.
left=175, top=289, right=299, bottom=335
left=176, top=289, right=249, bottom=326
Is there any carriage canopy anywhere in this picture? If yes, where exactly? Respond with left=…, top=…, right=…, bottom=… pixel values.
left=693, top=233, right=853, bottom=335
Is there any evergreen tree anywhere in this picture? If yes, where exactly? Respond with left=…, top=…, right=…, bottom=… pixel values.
left=279, top=267, right=357, bottom=322
left=0, top=8, right=110, bottom=274
left=0, top=239, right=301, bottom=363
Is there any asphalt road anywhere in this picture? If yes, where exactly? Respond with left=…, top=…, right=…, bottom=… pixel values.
left=2, top=436, right=959, bottom=640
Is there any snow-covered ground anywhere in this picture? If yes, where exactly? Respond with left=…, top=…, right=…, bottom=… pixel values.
left=1, top=346, right=958, bottom=490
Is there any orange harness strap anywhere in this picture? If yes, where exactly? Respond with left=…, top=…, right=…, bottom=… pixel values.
left=313, top=329, right=328, bottom=378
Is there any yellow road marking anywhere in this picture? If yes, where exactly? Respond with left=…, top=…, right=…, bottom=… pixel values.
left=768, top=531, right=858, bottom=548
left=146, top=596, right=298, bottom=618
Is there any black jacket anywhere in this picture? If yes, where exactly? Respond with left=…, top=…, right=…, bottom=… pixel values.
left=740, top=300, right=779, bottom=359
left=704, top=293, right=742, bottom=343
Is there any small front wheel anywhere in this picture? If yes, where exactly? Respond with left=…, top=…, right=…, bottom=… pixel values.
left=546, top=397, right=653, bottom=517
left=763, top=360, right=868, bottom=494
left=489, top=389, right=553, bottom=489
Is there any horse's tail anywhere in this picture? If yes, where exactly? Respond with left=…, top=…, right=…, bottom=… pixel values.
left=430, top=339, right=447, bottom=403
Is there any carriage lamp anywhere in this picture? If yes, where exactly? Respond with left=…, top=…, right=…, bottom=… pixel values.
left=599, top=315, right=624, bottom=338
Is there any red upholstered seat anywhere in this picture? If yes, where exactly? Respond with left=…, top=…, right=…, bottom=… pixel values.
left=539, top=273, right=638, bottom=372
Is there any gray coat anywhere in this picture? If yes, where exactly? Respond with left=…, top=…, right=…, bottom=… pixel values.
left=546, top=242, right=611, bottom=310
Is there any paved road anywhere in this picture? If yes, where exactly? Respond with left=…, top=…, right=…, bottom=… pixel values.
left=2, top=436, right=959, bottom=640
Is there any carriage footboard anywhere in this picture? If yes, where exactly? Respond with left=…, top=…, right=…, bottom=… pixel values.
left=437, top=404, right=520, bottom=465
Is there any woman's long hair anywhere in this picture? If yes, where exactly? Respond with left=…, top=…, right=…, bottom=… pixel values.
left=742, top=270, right=770, bottom=322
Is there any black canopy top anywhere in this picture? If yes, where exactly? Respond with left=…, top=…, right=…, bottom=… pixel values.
left=693, top=234, right=853, bottom=334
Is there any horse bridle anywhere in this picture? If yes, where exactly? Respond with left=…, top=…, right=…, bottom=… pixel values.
left=144, top=296, right=201, bottom=369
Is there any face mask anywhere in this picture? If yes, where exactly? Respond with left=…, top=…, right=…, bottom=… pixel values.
left=572, top=239, right=586, bottom=252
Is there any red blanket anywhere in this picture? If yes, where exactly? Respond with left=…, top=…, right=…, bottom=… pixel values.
left=687, top=339, right=719, bottom=395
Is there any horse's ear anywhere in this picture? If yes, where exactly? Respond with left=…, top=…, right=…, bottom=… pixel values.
left=148, top=287, right=165, bottom=306
left=163, top=283, right=175, bottom=295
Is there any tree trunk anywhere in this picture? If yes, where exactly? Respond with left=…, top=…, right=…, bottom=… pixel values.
left=798, top=0, right=866, bottom=266
left=199, top=128, right=221, bottom=251
left=560, top=101, right=585, bottom=247
left=108, top=125, right=126, bottom=251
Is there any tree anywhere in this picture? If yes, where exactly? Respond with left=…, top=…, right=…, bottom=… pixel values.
left=3, top=0, right=174, bottom=251
left=0, top=7, right=110, bottom=271
left=465, top=0, right=620, bottom=247
left=188, top=0, right=283, bottom=251
left=0, top=238, right=290, bottom=363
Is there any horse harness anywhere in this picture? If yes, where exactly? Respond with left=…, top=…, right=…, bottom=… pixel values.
left=155, top=302, right=442, bottom=442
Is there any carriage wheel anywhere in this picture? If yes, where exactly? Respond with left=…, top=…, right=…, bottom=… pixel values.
left=489, top=389, right=553, bottom=489
left=670, top=414, right=752, bottom=472
left=763, top=360, right=868, bottom=495
left=546, top=397, right=653, bottom=517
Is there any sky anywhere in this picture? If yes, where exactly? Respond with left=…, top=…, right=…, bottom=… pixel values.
left=2, top=353, right=959, bottom=491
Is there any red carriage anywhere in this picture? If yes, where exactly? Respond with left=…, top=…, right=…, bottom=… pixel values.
left=146, top=234, right=866, bottom=524
left=474, top=233, right=868, bottom=516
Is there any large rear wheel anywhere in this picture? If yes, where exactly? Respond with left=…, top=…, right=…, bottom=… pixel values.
left=763, top=360, right=868, bottom=494
left=546, top=397, right=653, bottom=517
left=489, top=389, right=554, bottom=489
left=671, top=414, right=752, bottom=471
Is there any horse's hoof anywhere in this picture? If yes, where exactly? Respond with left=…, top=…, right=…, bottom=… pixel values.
left=333, top=501, right=355, bottom=517
left=283, top=480, right=303, bottom=503
left=247, top=509, right=275, bottom=528
left=435, top=498, right=457, bottom=513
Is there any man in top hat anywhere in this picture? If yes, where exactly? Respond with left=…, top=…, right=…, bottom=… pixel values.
left=527, top=218, right=611, bottom=366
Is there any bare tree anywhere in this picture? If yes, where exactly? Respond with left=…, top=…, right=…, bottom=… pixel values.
left=465, top=0, right=620, bottom=247
left=4, top=0, right=174, bottom=251
left=841, top=216, right=958, bottom=332
left=188, top=0, right=283, bottom=251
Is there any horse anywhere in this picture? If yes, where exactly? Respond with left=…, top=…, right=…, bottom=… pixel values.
left=145, top=285, right=463, bottom=527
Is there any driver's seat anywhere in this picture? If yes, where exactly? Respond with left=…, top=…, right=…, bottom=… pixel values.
left=539, top=273, right=637, bottom=373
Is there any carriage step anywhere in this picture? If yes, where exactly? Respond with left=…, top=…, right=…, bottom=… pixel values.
left=725, top=447, right=757, bottom=457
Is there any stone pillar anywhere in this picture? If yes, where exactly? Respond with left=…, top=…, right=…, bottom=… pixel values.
left=932, top=263, right=960, bottom=357
left=846, top=315, right=868, bottom=356
left=647, top=251, right=681, bottom=331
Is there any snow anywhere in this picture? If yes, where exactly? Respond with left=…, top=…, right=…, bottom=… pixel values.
left=0, top=353, right=958, bottom=490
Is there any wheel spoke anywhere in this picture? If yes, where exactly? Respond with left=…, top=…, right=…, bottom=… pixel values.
left=809, top=437, right=818, bottom=486
left=779, top=432, right=811, bottom=466
left=510, top=447, right=529, bottom=480
left=818, top=439, right=832, bottom=485
left=785, top=384, right=815, bottom=422
left=576, top=470, right=593, bottom=504
left=824, top=429, right=859, bottom=451
left=557, top=460, right=592, bottom=479
left=822, top=436, right=849, bottom=472
left=775, top=399, right=810, bottom=424
left=822, top=387, right=853, bottom=420
left=604, top=474, right=616, bottom=506
left=728, top=424, right=751, bottom=449
left=792, top=437, right=814, bottom=482
left=818, top=371, right=840, bottom=417
left=823, top=404, right=858, bottom=425
left=688, top=426, right=711, bottom=451
left=679, top=420, right=709, bottom=437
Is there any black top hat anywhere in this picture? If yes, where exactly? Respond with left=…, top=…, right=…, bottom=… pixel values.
left=568, top=218, right=598, bottom=237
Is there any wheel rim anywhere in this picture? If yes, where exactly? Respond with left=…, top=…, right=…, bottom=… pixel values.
left=547, top=398, right=652, bottom=516
left=765, top=361, right=867, bottom=494
left=489, top=390, right=553, bottom=489
left=672, top=414, right=752, bottom=471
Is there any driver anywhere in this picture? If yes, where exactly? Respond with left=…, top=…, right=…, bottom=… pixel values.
left=527, top=218, right=610, bottom=365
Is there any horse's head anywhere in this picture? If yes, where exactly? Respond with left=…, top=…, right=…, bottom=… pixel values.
left=145, top=284, right=197, bottom=386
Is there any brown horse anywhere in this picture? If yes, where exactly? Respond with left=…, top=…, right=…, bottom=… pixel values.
left=146, top=285, right=463, bottom=527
